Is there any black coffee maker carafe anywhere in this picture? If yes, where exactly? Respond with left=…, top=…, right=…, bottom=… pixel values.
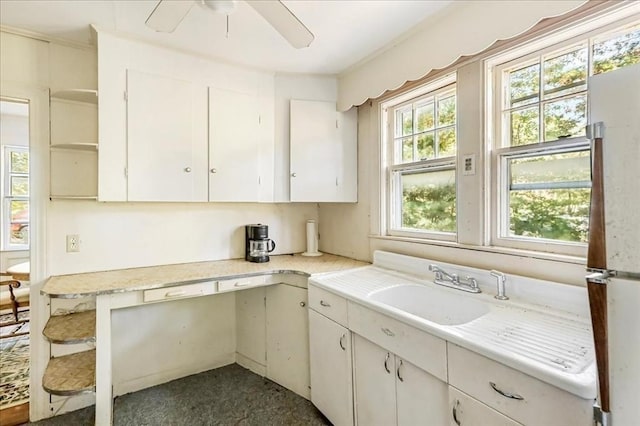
left=245, top=224, right=276, bottom=263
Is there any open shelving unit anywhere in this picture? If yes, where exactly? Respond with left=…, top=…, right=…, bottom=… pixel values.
left=49, top=89, right=99, bottom=200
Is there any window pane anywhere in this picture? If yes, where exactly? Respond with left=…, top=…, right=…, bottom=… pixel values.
left=509, top=64, right=540, bottom=107
left=437, top=96, right=455, bottom=126
left=593, top=28, right=640, bottom=75
left=543, top=95, right=587, bottom=141
left=400, top=169, right=456, bottom=233
left=437, top=128, right=456, bottom=157
left=395, top=107, right=413, bottom=137
left=543, top=47, right=587, bottom=99
left=507, top=151, right=590, bottom=243
left=10, top=200, right=29, bottom=245
left=416, top=132, right=434, bottom=160
left=10, top=151, right=29, bottom=173
left=510, top=107, right=539, bottom=146
left=400, top=137, right=413, bottom=163
left=415, top=102, right=434, bottom=132
left=11, top=176, right=29, bottom=196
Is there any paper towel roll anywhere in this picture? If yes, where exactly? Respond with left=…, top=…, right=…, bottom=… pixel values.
left=302, top=220, right=322, bottom=256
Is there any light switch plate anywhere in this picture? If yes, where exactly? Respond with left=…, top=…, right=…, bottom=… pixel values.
left=462, top=154, right=476, bottom=176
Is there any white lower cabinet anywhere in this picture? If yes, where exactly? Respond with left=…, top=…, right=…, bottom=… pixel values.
left=309, top=310, right=353, bottom=426
left=353, top=334, right=448, bottom=426
left=448, top=344, right=593, bottom=426
left=265, top=284, right=310, bottom=399
left=449, top=387, right=521, bottom=426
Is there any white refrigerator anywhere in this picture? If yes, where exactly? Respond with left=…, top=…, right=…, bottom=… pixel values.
left=588, top=62, right=640, bottom=426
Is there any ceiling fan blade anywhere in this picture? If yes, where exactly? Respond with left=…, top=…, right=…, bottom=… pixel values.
left=247, top=1, right=314, bottom=49
left=146, top=0, right=196, bottom=33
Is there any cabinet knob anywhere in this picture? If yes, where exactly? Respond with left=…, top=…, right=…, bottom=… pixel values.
left=291, top=172, right=297, bottom=177
left=184, top=167, right=191, bottom=173
left=210, top=168, right=217, bottom=174
left=299, top=301, right=306, bottom=307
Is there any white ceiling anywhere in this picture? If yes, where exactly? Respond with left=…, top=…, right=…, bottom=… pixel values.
left=0, top=0, right=452, bottom=75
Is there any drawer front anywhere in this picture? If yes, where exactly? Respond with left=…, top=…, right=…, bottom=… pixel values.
left=449, top=386, right=522, bottom=426
left=217, top=275, right=267, bottom=292
left=143, top=281, right=216, bottom=303
left=348, top=300, right=447, bottom=382
left=308, top=285, right=348, bottom=326
left=448, top=344, right=593, bottom=426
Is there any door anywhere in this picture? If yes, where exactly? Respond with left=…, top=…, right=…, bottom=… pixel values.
left=265, top=284, right=309, bottom=398
left=396, top=357, right=448, bottom=426
left=126, top=70, right=208, bottom=201
left=309, top=310, right=353, bottom=426
left=290, top=99, right=357, bottom=202
left=209, top=87, right=267, bottom=202
left=353, top=334, right=397, bottom=426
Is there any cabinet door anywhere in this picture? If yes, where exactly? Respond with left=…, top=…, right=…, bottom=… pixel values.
left=353, top=334, right=397, bottom=426
left=265, top=284, right=310, bottom=398
left=396, top=358, right=448, bottom=426
left=309, top=310, right=353, bottom=426
left=448, top=387, right=521, bottom=426
left=290, top=100, right=357, bottom=202
left=209, top=87, right=270, bottom=202
left=126, top=70, right=208, bottom=201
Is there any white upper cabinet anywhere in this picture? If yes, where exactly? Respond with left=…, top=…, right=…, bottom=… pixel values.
left=126, top=70, right=208, bottom=202
left=208, top=87, right=273, bottom=202
left=290, top=100, right=357, bottom=202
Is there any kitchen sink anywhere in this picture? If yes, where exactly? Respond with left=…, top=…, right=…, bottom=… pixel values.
left=368, top=284, right=490, bottom=325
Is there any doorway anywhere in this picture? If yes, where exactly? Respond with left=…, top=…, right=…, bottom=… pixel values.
left=0, top=97, right=31, bottom=424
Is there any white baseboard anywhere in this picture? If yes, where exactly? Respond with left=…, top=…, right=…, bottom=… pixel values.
left=236, top=352, right=266, bottom=376
left=113, top=353, right=236, bottom=396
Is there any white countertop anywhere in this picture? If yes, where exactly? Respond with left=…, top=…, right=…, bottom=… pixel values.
left=309, top=262, right=596, bottom=400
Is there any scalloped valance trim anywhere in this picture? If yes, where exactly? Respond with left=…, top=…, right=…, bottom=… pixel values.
left=337, top=0, right=589, bottom=111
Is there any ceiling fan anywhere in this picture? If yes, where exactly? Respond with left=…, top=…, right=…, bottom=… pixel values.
left=145, top=0, right=314, bottom=49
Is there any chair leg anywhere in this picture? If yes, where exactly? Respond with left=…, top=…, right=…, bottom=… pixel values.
left=7, top=281, right=21, bottom=323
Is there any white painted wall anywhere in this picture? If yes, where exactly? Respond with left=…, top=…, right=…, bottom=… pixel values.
left=1, top=30, right=322, bottom=420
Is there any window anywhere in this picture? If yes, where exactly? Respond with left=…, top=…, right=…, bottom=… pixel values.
left=384, top=75, right=457, bottom=240
left=492, top=22, right=639, bottom=253
left=2, top=145, right=30, bottom=251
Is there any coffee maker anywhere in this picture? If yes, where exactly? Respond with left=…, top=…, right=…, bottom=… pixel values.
left=245, top=224, right=276, bottom=263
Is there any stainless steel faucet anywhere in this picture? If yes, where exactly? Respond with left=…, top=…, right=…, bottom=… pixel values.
left=490, top=270, right=509, bottom=300
left=428, top=264, right=481, bottom=294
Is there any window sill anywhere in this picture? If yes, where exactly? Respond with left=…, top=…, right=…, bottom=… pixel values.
left=369, top=234, right=586, bottom=266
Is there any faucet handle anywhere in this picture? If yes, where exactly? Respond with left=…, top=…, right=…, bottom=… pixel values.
left=490, top=270, right=509, bottom=300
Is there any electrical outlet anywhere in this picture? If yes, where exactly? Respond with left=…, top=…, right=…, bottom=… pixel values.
left=66, top=235, right=80, bottom=252
left=462, top=154, right=476, bottom=176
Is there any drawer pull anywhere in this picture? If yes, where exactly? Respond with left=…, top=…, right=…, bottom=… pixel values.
left=381, top=327, right=395, bottom=337
left=452, top=399, right=461, bottom=426
left=384, top=352, right=391, bottom=373
left=490, top=382, right=524, bottom=400
left=397, top=359, right=404, bottom=382
left=234, top=282, right=250, bottom=287
left=165, top=290, right=187, bottom=298
left=339, top=333, right=346, bottom=351
left=319, top=300, right=331, bottom=307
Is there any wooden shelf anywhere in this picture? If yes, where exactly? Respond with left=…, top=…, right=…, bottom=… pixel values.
left=51, top=89, right=98, bottom=104
left=50, top=143, right=98, bottom=151
left=43, top=310, right=96, bottom=344
left=43, top=349, right=96, bottom=396
left=49, top=196, right=98, bottom=201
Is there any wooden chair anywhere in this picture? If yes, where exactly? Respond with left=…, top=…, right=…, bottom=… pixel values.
left=0, top=274, right=30, bottom=338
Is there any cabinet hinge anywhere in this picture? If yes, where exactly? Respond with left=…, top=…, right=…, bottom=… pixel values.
left=258, top=176, right=261, bottom=185
left=124, top=91, right=128, bottom=101
left=336, top=119, right=339, bottom=129
left=258, top=115, right=262, bottom=125
left=124, top=167, right=128, bottom=178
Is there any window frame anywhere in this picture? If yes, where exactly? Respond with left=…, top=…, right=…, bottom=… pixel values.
left=382, top=74, right=458, bottom=241
left=2, top=145, right=30, bottom=251
left=488, top=18, right=639, bottom=256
